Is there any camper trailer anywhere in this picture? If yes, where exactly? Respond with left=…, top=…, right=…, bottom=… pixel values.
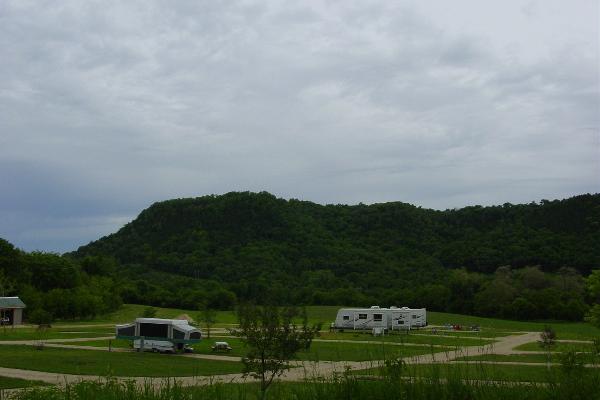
left=390, top=307, right=427, bottom=331
left=333, top=306, right=426, bottom=332
left=332, top=306, right=390, bottom=331
left=116, top=318, right=202, bottom=353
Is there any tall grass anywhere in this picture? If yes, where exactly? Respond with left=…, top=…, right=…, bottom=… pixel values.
left=10, top=359, right=600, bottom=400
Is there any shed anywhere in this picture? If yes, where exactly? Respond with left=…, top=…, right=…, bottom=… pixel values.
left=0, top=297, right=26, bottom=325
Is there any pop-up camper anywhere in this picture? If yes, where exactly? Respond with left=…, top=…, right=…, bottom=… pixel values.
left=333, top=306, right=426, bottom=331
left=116, top=318, right=202, bottom=353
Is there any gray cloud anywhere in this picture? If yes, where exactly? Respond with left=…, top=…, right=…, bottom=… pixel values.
left=0, top=0, right=598, bottom=252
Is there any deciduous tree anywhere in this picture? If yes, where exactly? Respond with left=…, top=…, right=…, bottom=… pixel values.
left=230, top=304, right=320, bottom=399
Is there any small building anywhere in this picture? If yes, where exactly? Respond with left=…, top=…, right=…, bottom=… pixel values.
left=0, top=297, right=26, bottom=326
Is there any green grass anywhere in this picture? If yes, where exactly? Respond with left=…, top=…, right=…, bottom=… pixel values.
left=0, top=345, right=244, bottom=377
left=54, top=304, right=236, bottom=326
left=514, top=341, right=596, bottom=352
left=62, top=337, right=248, bottom=356
left=60, top=304, right=600, bottom=340
left=427, top=311, right=600, bottom=340
left=354, top=362, right=574, bottom=383
left=60, top=337, right=447, bottom=362
left=317, top=331, right=495, bottom=347
left=13, top=370, right=600, bottom=400
left=56, top=339, right=132, bottom=349
left=3, top=368, right=593, bottom=400
left=0, top=376, right=49, bottom=389
left=298, top=341, right=449, bottom=361
left=0, top=328, right=113, bottom=341
left=410, top=329, right=516, bottom=338
left=456, top=353, right=600, bottom=364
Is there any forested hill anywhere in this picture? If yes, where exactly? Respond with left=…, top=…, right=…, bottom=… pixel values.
left=70, top=192, right=600, bottom=320
left=69, top=192, right=600, bottom=280
left=75, top=192, right=599, bottom=277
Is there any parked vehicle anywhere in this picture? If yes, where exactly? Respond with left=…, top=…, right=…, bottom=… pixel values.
left=116, top=318, right=202, bottom=353
left=212, top=341, right=232, bottom=352
left=333, top=306, right=427, bottom=331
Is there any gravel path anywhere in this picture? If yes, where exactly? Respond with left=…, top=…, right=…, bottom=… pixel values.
left=0, top=330, right=577, bottom=390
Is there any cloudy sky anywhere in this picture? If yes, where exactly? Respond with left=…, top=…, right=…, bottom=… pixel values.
left=1, top=1, right=598, bottom=253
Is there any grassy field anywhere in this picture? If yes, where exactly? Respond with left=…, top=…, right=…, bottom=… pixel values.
left=409, top=329, right=516, bottom=338
left=0, top=346, right=244, bottom=377
left=12, top=376, right=600, bottom=400
left=56, top=338, right=132, bottom=349
left=353, top=362, right=591, bottom=383
left=58, top=337, right=447, bottom=362
left=514, top=341, right=596, bottom=352
left=0, top=376, right=49, bottom=389
left=427, top=311, right=600, bottom=340
left=0, top=328, right=113, bottom=341
left=52, top=304, right=237, bottom=326
left=50, top=304, right=600, bottom=341
left=316, top=331, right=496, bottom=346
left=456, top=353, right=600, bottom=364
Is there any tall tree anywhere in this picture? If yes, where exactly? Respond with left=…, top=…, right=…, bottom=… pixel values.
left=230, top=304, right=320, bottom=399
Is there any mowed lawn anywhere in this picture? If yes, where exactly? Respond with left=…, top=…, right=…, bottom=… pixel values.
left=298, top=341, right=449, bottom=362
left=55, top=304, right=237, bottom=326
left=514, top=341, right=597, bottom=353
left=457, top=353, right=600, bottom=364
left=427, top=311, right=600, bottom=340
left=316, top=332, right=496, bottom=347
left=354, top=362, right=600, bottom=383
left=0, top=346, right=244, bottom=377
left=0, top=328, right=113, bottom=342
left=0, top=376, right=49, bottom=389
left=60, top=336, right=447, bottom=362
left=51, top=304, right=600, bottom=341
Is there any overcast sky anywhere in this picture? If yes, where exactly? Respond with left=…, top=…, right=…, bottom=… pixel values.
left=1, top=1, right=599, bottom=253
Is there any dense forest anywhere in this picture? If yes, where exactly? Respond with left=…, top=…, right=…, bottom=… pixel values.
left=1, top=192, right=599, bottom=322
left=69, top=191, right=599, bottom=321
left=0, top=239, right=122, bottom=321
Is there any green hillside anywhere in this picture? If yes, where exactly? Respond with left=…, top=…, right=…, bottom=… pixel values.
left=68, top=192, right=599, bottom=320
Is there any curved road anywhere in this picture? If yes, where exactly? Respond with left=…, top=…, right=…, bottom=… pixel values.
left=0, top=331, right=543, bottom=389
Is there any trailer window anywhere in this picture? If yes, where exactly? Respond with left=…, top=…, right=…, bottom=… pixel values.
left=343, top=315, right=350, bottom=321
left=173, top=328, right=185, bottom=340
left=374, top=314, right=383, bottom=321
left=117, top=325, right=135, bottom=336
left=412, top=315, right=417, bottom=319
left=190, top=331, right=201, bottom=340
left=358, top=314, right=367, bottom=320
left=139, top=323, right=168, bottom=338
left=397, top=320, right=404, bottom=325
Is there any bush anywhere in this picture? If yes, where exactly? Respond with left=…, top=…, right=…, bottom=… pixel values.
left=28, top=309, right=53, bottom=326
left=142, top=306, right=157, bottom=318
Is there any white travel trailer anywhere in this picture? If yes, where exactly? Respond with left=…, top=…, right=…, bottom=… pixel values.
left=332, top=306, right=390, bottom=331
left=116, top=318, right=202, bottom=353
left=389, top=307, right=427, bottom=331
left=333, top=306, right=426, bottom=331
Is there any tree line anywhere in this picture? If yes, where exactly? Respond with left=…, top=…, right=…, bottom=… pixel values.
left=71, top=191, right=598, bottom=321
left=1, top=191, right=599, bottom=322
left=0, top=239, right=122, bottom=322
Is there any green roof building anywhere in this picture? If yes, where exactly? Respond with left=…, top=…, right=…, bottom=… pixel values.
left=0, top=297, right=26, bottom=325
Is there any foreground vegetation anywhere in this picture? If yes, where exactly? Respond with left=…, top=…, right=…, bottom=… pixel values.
left=0, top=346, right=244, bottom=377
left=0, top=376, right=48, bottom=389
left=11, top=364, right=600, bottom=400
left=458, top=353, right=599, bottom=364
